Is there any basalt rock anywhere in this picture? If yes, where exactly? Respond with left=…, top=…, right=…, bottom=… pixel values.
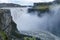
left=0, top=9, right=17, bottom=40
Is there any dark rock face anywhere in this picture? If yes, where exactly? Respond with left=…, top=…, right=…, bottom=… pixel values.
left=0, top=9, right=17, bottom=40
left=34, top=2, right=53, bottom=6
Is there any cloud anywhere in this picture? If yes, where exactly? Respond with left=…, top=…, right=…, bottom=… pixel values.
left=11, top=0, right=54, bottom=2
left=0, top=0, right=9, bottom=3
left=11, top=0, right=54, bottom=5
left=0, top=0, right=54, bottom=5
left=22, top=0, right=54, bottom=2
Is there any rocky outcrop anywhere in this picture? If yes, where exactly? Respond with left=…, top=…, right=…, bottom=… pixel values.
left=28, top=2, right=52, bottom=13
left=0, top=9, right=18, bottom=40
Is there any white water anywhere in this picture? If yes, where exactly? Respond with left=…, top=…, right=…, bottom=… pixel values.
left=0, top=3, right=60, bottom=40
left=10, top=5, right=60, bottom=34
left=3, top=5, right=60, bottom=40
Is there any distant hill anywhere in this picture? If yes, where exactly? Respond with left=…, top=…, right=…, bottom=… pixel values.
left=0, top=3, right=32, bottom=8
left=0, top=3, right=21, bottom=7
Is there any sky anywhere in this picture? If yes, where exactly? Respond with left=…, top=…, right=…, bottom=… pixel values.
left=0, top=0, right=54, bottom=5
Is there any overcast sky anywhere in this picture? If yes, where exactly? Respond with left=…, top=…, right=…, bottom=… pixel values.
left=0, top=0, right=54, bottom=5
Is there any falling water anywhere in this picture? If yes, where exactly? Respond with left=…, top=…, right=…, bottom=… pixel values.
left=10, top=4, right=60, bottom=40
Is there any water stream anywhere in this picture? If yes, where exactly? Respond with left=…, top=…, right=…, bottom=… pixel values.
left=10, top=5, right=60, bottom=40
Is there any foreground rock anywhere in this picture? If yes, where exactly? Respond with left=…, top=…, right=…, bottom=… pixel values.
left=0, top=9, right=19, bottom=40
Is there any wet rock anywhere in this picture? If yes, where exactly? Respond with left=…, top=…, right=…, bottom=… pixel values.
left=0, top=9, right=17, bottom=40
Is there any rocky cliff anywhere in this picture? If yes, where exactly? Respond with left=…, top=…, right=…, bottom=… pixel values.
left=0, top=9, right=18, bottom=40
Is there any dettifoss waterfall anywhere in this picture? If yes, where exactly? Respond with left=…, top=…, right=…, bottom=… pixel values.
left=11, top=4, right=60, bottom=40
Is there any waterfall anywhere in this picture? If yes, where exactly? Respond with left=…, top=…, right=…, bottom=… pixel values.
left=11, top=5, right=60, bottom=40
